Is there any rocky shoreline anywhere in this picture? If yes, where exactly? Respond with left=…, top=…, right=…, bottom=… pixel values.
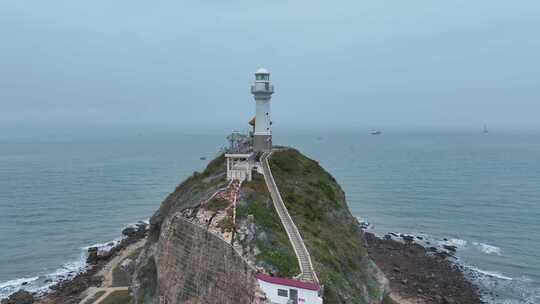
left=1, top=222, right=148, bottom=304
left=363, top=231, right=484, bottom=304
left=2, top=221, right=487, bottom=304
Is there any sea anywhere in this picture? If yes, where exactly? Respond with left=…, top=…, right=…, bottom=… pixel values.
left=1, top=127, right=539, bottom=303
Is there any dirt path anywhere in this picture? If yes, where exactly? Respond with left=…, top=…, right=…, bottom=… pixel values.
left=98, top=238, right=146, bottom=287
left=79, top=238, right=146, bottom=304
left=79, top=287, right=129, bottom=304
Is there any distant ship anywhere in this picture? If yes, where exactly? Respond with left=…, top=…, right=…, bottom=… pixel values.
left=483, top=124, right=489, bottom=134
left=370, top=130, right=382, bottom=135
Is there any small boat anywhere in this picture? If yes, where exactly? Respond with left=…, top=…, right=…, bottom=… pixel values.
left=200, top=156, right=207, bottom=160
left=370, top=130, right=382, bottom=135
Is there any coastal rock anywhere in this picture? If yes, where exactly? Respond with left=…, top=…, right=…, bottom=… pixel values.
left=364, top=232, right=482, bottom=304
left=120, top=258, right=135, bottom=274
left=1, top=290, right=34, bottom=304
left=122, top=222, right=148, bottom=239
left=428, top=247, right=438, bottom=253
left=443, top=245, right=457, bottom=252
left=86, top=247, right=99, bottom=264
left=401, top=235, right=415, bottom=242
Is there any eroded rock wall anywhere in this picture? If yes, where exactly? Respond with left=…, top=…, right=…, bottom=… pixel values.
left=133, top=214, right=257, bottom=304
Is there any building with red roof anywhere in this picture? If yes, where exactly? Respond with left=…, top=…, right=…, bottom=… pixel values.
left=256, top=273, right=323, bottom=304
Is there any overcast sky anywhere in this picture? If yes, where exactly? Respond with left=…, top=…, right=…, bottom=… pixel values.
left=1, top=0, right=539, bottom=131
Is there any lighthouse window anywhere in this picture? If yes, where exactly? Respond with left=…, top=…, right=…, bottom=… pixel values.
left=277, top=289, right=288, bottom=297
left=256, top=74, right=263, bottom=80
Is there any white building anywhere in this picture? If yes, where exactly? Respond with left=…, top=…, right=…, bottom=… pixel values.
left=225, top=153, right=253, bottom=181
left=251, top=68, right=274, bottom=152
left=256, top=273, right=323, bottom=304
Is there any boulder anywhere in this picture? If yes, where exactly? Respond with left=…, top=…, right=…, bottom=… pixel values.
left=443, top=245, right=457, bottom=252
left=122, top=222, right=148, bottom=239
left=86, top=247, right=99, bottom=264
left=401, top=235, right=414, bottom=242
left=1, top=290, right=34, bottom=304
left=120, top=258, right=135, bottom=274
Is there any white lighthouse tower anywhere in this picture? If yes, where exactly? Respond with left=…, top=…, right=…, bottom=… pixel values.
left=251, top=68, right=274, bottom=152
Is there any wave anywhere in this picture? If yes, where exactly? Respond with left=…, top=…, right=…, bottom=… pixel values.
left=0, top=219, right=150, bottom=300
left=473, top=242, right=502, bottom=255
left=437, top=237, right=468, bottom=248
left=0, top=276, right=39, bottom=290
left=0, top=251, right=87, bottom=300
left=466, top=265, right=513, bottom=281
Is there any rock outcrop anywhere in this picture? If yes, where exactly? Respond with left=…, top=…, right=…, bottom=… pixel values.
left=1, top=290, right=34, bottom=304
left=133, top=214, right=257, bottom=304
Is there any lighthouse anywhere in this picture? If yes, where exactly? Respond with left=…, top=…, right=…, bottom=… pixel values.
left=251, top=68, right=274, bottom=152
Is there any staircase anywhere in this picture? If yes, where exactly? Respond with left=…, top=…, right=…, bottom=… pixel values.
left=260, top=152, right=319, bottom=284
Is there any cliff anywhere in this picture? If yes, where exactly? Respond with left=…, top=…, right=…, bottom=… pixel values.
left=131, top=149, right=388, bottom=304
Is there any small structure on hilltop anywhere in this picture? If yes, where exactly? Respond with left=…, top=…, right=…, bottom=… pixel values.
left=256, top=273, right=323, bottom=304
left=225, top=68, right=274, bottom=182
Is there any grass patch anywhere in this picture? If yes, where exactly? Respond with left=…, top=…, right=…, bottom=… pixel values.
left=256, top=241, right=300, bottom=277
left=268, top=148, right=381, bottom=304
left=112, top=265, right=131, bottom=287
left=217, top=217, right=235, bottom=232
left=82, top=290, right=106, bottom=304
left=382, top=294, right=399, bottom=304
left=236, top=182, right=300, bottom=277
left=243, top=172, right=268, bottom=194
left=204, top=198, right=230, bottom=212
left=100, top=290, right=132, bottom=304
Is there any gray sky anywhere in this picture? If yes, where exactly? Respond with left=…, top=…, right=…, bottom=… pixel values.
left=1, top=0, right=539, bottom=131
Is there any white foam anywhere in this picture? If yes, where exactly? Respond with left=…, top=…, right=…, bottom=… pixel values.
left=473, top=242, right=502, bottom=255
left=0, top=276, right=39, bottom=290
left=447, top=238, right=467, bottom=247
left=1, top=234, right=123, bottom=300
left=436, top=237, right=467, bottom=249
left=0, top=276, right=40, bottom=299
left=466, top=265, right=513, bottom=281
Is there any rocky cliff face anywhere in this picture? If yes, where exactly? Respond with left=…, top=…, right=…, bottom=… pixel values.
left=132, top=214, right=257, bottom=304
left=131, top=149, right=388, bottom=304
left=132, top=155, right=259, bottom=304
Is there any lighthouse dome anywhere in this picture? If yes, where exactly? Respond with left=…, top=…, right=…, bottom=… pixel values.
left=255, top=68, right=269, bottom=74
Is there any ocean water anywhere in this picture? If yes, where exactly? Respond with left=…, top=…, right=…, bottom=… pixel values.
left=1, top=128, right=539, bottom=303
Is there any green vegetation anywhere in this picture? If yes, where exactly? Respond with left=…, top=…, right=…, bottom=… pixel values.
left=149, top=153, right=227, bottom=241
left=135, top=257, right=157, bottom=304
left=82, top=290, right=106, bottom=304
left=382, top=294, right=399, bottom=304
left=236, top=172, right=300, bottom=277
left=217, top=217, right=235, bottom=232
left=112, top=266, right=131, bottom=287
left=269, top=148, right=382, bottom=304
left=100, top=290, right=132, bottom=304
left=112, top=247, right=143, bottom=287
left=204, top=198, right=230, bottom=212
